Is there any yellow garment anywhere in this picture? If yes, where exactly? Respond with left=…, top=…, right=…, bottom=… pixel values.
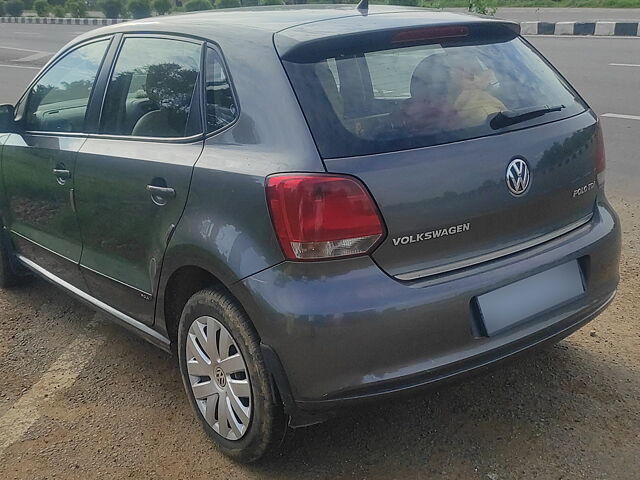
left=454, top=89, right=505, bottom=127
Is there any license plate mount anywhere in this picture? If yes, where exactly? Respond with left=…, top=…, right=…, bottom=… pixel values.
left=476, top=260, right=585, bottom=336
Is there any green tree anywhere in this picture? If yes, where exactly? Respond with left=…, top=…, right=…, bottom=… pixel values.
left=184, top=0, right=211, bottom=10
left=259, top=0, right=283, bottom=4
left=5, top=0, right=24, bottom=16
left=34, top=0, right=49, bottom=15
left=127, top=0, right=150, bottom=17
left=99, top=0, right=125, bottom=17
left=52, top=3, right=65, bottom=15
left=152, top=0, right=171, bottom=14
left=468, top=0, right=496, bottom=15
left=0, top=2, right=5, bottom=16
left=66, top=0, right=88, bottom=16
left=215, top=0, right=239, bottom=6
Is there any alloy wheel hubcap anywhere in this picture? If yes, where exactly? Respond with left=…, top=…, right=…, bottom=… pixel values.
left=186, top=316, right=252, bottom=441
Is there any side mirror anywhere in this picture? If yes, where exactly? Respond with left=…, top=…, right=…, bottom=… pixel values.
left=0, top=104, right=17, bottom=133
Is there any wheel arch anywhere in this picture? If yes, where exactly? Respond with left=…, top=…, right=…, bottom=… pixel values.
left=155, top=245, right=272, bottom=351
left=157, top=259, right=306, bottom=423
left=159, top=264, right=219, bottom=349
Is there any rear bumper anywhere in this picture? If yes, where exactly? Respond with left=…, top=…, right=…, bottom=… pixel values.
left=232, top=200, right=620, bottom=425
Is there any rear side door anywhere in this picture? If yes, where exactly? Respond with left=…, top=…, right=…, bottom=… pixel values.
left=1, top=38, right=112, bottom=287
left=74, top=35, right=205, bottom=325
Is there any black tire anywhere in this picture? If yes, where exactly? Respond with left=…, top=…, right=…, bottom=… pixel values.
left=0, top=226, right=28, bottom=289
left=177, top=287, right=287, bottom=463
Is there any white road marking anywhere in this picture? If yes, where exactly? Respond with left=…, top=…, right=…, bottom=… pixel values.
left=0, top=318, right=105, bottom=457
left=609, top=63, right=640, bottom=67
left=601, top=113, right=640, bottom=121
left=0, top=46, right=53, bottom=54
left=0, top=63, right=40, bottom=70
left=15, top=52, right=51, bottom=63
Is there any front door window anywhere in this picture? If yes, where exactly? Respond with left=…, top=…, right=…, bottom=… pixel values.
left=23, top=40, right=109, bottom=133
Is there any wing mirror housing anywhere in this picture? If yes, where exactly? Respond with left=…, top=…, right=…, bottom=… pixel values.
left=0, top=104, right=18, bottom=133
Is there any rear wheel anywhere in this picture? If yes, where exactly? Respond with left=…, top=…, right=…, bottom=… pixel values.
left=177, top=288, right=286, bottom=462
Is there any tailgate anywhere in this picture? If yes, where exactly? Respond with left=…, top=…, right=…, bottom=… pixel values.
left=325, top=113, right=598, bottom=279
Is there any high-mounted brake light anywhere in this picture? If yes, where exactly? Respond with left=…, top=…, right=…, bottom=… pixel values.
left=595, top=124, right=606, bottom=187
left=391, top=26, right=469, bottom=44
left=266, top=174, right=385, bottom=261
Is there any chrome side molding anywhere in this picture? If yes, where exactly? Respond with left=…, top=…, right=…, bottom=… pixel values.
left=16, top=254, right=171, bottom=351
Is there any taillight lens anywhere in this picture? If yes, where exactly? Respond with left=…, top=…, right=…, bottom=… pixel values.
left=595, top=124, right=606, bottom=187
left=266, top=174, right=385, bottom=261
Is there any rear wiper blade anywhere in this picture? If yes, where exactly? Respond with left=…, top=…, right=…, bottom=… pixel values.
left=490, top=104, right=566, bottom=130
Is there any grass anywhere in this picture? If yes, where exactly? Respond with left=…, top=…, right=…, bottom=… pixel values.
left=9, top=0, right=640, bottom=20
left=339, top=0, right=640, bottom=8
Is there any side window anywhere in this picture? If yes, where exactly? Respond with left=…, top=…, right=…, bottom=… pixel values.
left=23, top=40, right=109, bottom=133
left=100, top=37, right=202, bottom=138
left=205, top=48, right=237, bottom=134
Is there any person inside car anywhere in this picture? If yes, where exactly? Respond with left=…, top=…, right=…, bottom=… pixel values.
left=447, top=52, right=506, bottom=128
left=389, top=53, right=460, bottom=135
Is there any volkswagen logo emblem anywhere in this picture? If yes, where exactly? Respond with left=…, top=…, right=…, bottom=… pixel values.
left=214, top=366, right=226, bottom=388
left=506, top=158, right=531, bottom=196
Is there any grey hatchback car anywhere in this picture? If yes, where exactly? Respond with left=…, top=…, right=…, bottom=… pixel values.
left=0, top=5, right=620, bottom=462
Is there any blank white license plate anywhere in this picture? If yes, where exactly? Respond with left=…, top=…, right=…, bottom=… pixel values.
left=476, top=260, right=585, bottom=336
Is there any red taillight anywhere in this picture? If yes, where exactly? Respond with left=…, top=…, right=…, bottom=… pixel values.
left=266, top=174, right=385, bottom=261
left=391, top=26, right=469, bottom=45
left=595, top=124, right=606, bottom=186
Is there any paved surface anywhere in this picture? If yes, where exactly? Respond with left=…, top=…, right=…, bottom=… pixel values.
left=0, top=24, right=639, bottom=480
left=529, top=36, right=640, bottom=196
left=0, top=24, right=94, bottom=103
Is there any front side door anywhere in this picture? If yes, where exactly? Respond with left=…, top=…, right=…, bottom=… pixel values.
left=74, top=35, right=205, bottom=325
left=1, top=39, right=111, bottom=287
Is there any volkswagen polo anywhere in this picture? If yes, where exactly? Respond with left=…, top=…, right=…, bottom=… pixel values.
left=0, top=5, right=621, bottom=462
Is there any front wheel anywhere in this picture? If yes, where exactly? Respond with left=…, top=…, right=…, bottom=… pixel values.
left=177, top=288, right=286, bottom=463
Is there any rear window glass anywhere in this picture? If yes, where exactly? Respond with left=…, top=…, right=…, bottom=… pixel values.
left=282, top=28, right=586, bottom=158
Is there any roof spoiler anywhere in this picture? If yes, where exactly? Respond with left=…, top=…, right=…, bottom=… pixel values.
left=277, top=21, right=522, bottom=63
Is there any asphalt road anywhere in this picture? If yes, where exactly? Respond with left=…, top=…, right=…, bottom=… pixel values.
left=0, top=24, right=94, bottom=104
left=0, top=23, right=639, bottom=480
left=528, top=36, right=640, bottom=196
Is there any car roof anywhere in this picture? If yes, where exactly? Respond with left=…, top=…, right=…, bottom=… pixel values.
left=69, top=5, right=517, bottom=50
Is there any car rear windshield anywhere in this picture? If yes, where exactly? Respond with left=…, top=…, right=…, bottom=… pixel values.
left=281, top=25, right=587, bottom=158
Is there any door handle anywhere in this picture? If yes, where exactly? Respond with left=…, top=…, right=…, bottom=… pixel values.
left=146, top=185, right=176, bottom=198
left=146, top=184, right=175, bottom=206
left=53, top=168, right=71, bottom=185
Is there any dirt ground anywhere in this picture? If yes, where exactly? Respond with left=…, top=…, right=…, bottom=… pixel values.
left=0, top=192, right=638, bottom=480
